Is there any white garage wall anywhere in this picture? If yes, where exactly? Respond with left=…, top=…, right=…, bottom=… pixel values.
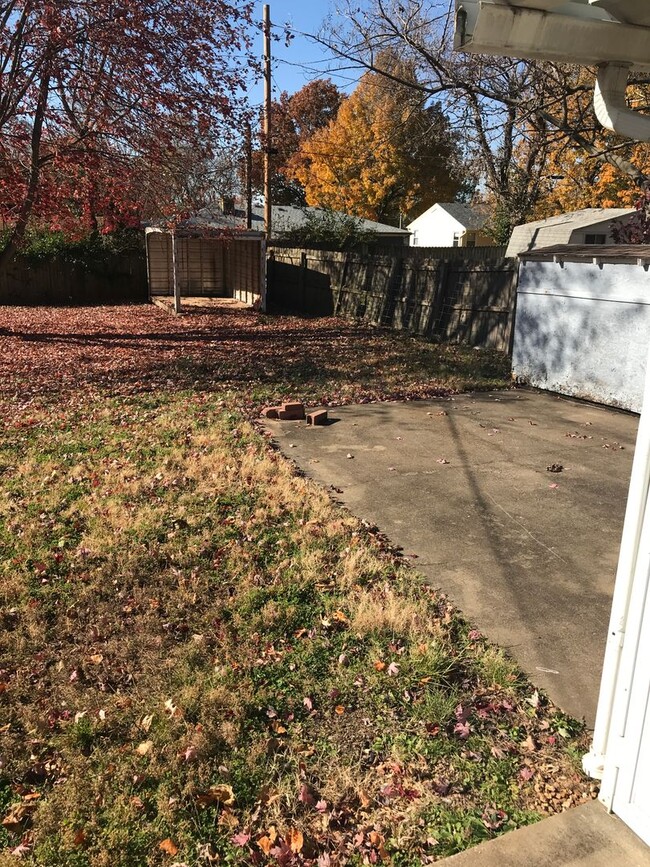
left=513, top=258, right=650, bottom=412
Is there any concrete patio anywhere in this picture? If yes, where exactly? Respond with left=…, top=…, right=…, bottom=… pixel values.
left=266, top=389, right=638, bottom=725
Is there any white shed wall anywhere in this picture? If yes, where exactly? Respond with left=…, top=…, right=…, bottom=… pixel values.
left=512, top=259, right=650, bottom=411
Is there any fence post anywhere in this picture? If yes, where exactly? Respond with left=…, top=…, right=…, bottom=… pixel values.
left=507, top=262, right=519, bottom=357
left=299, top=251, right=307, bottom=310
left=266, top=248, right=275, bottom=309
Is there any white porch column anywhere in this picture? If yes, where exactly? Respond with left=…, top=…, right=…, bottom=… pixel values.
left=583, top=342, right=650, bottom=785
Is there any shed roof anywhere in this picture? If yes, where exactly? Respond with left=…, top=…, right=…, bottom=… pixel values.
left=505, top=207, right=637, bottom=257
left=512, top=208, right=635, bottom=233
left=520, top=243, right=650, bottom=263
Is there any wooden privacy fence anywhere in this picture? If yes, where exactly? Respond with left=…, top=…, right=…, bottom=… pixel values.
left=267, top=247, right=518, bottom=353
left=0, top=250, right=147, bottom=305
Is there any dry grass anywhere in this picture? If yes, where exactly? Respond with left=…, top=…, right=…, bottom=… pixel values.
left=0, top=304, right=595, bottom=866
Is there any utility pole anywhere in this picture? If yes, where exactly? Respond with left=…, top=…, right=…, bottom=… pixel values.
left=263, top=3, right=272, bottom=239
left=245, top=121, right=253, bottom=230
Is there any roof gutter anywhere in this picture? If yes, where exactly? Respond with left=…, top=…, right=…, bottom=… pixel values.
left=594, top=62, right=650, bottom=141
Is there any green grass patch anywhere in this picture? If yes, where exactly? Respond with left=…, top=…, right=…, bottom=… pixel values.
left=0, top=306, right=593, bottom=866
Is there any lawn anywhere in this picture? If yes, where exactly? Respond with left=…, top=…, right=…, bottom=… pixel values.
left=0, top=303, right=594, bottom=866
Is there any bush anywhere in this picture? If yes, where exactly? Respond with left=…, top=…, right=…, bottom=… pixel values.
left=276, top=208, right=379, bottom=251
left=0, top=228, right=144, bottom=269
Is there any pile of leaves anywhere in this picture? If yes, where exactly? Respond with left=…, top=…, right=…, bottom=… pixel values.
left=0, top=304, right=509, bottom=412
left=0, top=304, right=594, bottom=866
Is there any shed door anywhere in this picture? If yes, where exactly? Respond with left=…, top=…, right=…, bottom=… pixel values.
left=604, top=506, right=650, bottom=845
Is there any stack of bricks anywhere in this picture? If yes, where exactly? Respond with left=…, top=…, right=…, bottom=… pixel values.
left=261, top=402, right=328, bottom=426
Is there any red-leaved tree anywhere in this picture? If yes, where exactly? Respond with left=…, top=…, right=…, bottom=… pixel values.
left=612, top=189, right=650, bottom=244
left=0, top=0, right=254, bottom=268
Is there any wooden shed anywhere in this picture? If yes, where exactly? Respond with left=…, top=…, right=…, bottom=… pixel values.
left=145, top=220, right=266, bottom=310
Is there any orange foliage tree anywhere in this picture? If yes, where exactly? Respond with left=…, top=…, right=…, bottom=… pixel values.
left=289, top=59, right=463, bottom=225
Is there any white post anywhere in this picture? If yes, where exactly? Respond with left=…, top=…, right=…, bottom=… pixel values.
left=583, top=342, right=650, bottom=782
left=171, top=231, right=181, bottom=314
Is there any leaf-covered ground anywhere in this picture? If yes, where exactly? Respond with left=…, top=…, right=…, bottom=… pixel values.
left=0, top=303, right=595, bottom=866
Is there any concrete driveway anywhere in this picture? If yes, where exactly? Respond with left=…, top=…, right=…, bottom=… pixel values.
left=266, top=390, right=638, bottom=725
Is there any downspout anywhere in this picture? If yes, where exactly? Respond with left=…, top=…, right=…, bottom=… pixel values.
left=594, top=62, right=650, bottom=141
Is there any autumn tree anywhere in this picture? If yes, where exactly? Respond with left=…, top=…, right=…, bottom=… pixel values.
left=0, top=0, right=254, bottom=271
left=315, top=0, right=649, bottom=236
left=290, top=58, right=462, bottom=224
left=251, top=79, right=344, bottom=205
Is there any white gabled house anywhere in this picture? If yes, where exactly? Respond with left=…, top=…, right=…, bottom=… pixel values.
left=406, top=202, right=493, bottom=248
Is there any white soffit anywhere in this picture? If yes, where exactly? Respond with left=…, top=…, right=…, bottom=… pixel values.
left=591, top=0, right=650, bottom=27
left=455, top=1, right=650, bottom=71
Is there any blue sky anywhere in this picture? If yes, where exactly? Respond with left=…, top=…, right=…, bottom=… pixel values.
left=253, top=0, right=361, bottom=102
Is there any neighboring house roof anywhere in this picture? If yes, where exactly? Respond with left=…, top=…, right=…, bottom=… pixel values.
left=433, top=203, right=487, bottom=230
left=506, top=207, right=636, bottom=257
left=251, top=205, right=410, bottom=237
left=148, top=205, right=409, bottom=238
left=407, top=202, right=487, bottom=232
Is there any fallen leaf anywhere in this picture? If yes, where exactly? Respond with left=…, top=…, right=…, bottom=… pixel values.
left=374, top=660, right=386, bottom=671
left=231, top=832, right=250, bottom=847
left=334, top=705, right=345, bottom=715
left=387, top=662, right=399, bottom=677
left=482, top=807, right=508, bottom=830
left=136, top=740, right=153, bottom=756
left=164, top=698, right=181, bottom=718
left=158, top=839, right=179, bottom=856
left=287, top=828, right=304, bottom=853
left=522, top=734, right=537, bottom=752
left=181, top=745, right=197, bottom=762
left=257, top=828, right=278, bottom=855
left=298, top=784, right=316, bottom=806
left=195, top=785, right=235, bottom=807
left=526, top=690, right=540, bottom=709
left=359, top=790, right=372, bottom=808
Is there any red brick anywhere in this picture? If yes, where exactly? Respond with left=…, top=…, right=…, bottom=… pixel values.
left=278, top=402, right=305, bottom=420
left=307, top=409, right=328, bottom=426
left=260, top=406, right=280, bottom=419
